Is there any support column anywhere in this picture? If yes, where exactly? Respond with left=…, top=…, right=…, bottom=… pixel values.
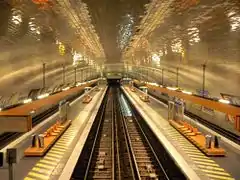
left=74, top=67, right=77, bottom=84
left=202, top=64, right=206, bottom=97
left=42, top=63, right=46, bottom=89
left=162, top=68, right=164, bottom=85
left=81, top=69, right=83, bottom=82
left=62, top=64, right=65, bottom=85
left=176, top=67, right=179, bottom=87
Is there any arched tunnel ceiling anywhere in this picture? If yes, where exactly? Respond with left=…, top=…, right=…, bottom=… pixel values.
left=0, top=0, right=239, bottom=99
left=82, top=0, right=150, bottom=61
left=123, top=0, right=240, bottom=97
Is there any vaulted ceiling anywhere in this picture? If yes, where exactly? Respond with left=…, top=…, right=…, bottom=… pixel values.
left=0, top=0, right=239, bottom=98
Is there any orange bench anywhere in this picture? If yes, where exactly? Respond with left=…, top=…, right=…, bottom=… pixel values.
left=24, top=120, right=71, bottom=157
left=139, top=95, right=150, bottom=102
left=82, top=95, right=92, bottom=103
left=169, top=120, right=225, bottom=156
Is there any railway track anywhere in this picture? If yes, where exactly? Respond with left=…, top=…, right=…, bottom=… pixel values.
left=71, top=87, right=186, bottom=180
left=0, top=90, right=85, bottom=150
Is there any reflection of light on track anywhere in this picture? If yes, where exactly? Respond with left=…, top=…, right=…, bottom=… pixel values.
left=119, top=94, right=132, bottom=116
left=165, top=127, right=235, bottom=180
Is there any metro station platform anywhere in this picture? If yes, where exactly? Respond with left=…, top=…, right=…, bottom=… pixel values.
left=0, top=86, right=107, bottom=180
left=2, top=83, right=239, bottom=180
left=0, top=80, right=97, bottom=133
left=122, top=86, right=239, bottom=180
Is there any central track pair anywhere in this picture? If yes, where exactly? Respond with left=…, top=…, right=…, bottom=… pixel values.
left=71, top=87, right=172, bottom=180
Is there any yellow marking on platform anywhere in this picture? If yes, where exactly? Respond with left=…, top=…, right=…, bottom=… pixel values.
left=198, top=165, right=225, bottom=172
left=57, top=140, right=71, bottom=143
left=194, top=161, right=219, bottom=167
left=44, top=156, right=60, bottom=162
left=167, top=131, right=180, bottom=134
left=170, top=138, right=187, bottom=141
left=188, top=154, right=209, bottom=160
left=51, top=148, right=66, bottom=152
left=181, top=147, right=200, bottom=151
left=168, top=135, right=181, bottom=138
left=185, top=151, right=205, bottom=156
left=206, top=173, right=235, bottom=180
left=54, top=145, right=68, bottom=149
left=202, top=169, right=231, bottom=176
left=57, top=139, right=71, bottom=143
left=47, top=153, right=62, bottom=158
left=32, top=167, right=52, bottom=175
left=24, top=177, right=36, bottom=180
left=66, top=130, right=77, bottom=133
left=49, top=150, right=64, bottom=155
left=188, top=154, right=210, bottom=160
left=40, top=159, right=58, bottom=166
left=65, top=131, right=77, bottom=135
left=36, top=163, right=55, bottom=170
left=191, top=157, right=215, bottom=163
left=60, top=136, right=74, bottom=139
left=28, top=172, right=48, bottom=180
left=177, top=143, right=195, bottom=147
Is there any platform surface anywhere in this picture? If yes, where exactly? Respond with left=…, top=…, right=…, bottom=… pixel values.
left=123, top=86, right=237, bottom=180
left=23, top=87, right=107, bottom=180
left=0, top=86, right=106, bottom=180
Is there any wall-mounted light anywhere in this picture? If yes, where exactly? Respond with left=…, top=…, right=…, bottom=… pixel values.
left=218, top=99, right=230, bottom=104
left=167, top=87, right=178, bottom=91
left=62, top=87, right=70, bottom=91
left=182, top=90, right=193, bottom=95
left=37, top=93, right=49, bottom=99
left=23, top=98, right=32, bottom=104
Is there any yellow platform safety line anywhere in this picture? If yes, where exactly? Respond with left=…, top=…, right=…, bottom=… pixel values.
left=47, top=153, right=62, bottom=158
left=24, top=177, right=36, bottom=180
left=206, top=173, right=235, bottom=180
left=202, top=169, right=231, bottom=177
left=185, top=151, right=205, bottom=156
left=66, top=129, right=78, bottom=132
left=54, top=144, right=68, bottom=149
left=28, top=172, right=49, bottom=180
left=49, top=150, right=65, bottom=155
left=40, top=159, right=58, bottom=166
left=44, top=156, right=60, bottom=162
left=191, top=157, right=215, bottom=163
left=51, top=147, right=67, bottom=153
left=182, top=148, right=202, bottom=153
left=60, top=135, right=74, bottom=139
left=171, top=138, right=188, bottom=142
left=167, top=132, right=180, bottom=135
left=188, top=154, right=211, bottom=159
left=57, top=139, right=71, bottom=143
left=57, top=141, right=71, bottom=145
left=60, top=138, right=74, bottom=141
left=32, top=167, right=52, bottom=175
left=194, top=161, right=220, bottom=167
left=56, top=143, right=71, bottom=147
left=57, top=137, right=72, bottom=141
left=168, top=135, right=182, bottom=138
left=36, top=163, right=55, bottom=170
left=198, top=165, right=225, bottom=172
left=177, top=141, right=193, bottom=145
left=57, top=142, right=71, bottom=146
left=181, top=146, right=200, bottom=150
